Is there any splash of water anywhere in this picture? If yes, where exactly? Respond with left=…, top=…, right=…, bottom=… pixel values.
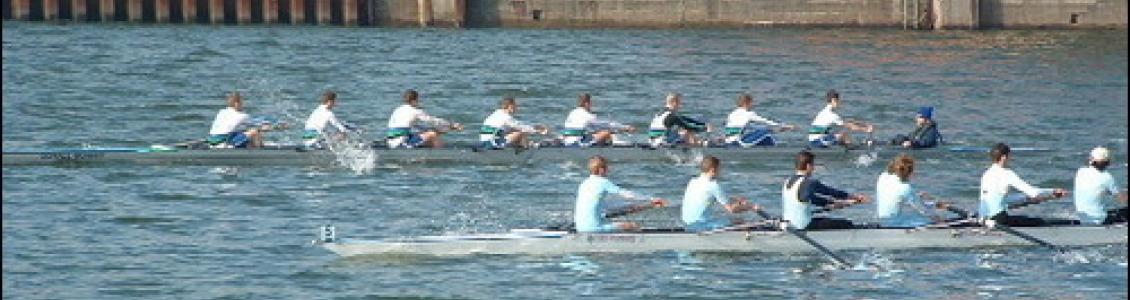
left=853, top=152, right=879, bottom=168
left=326, top=134, right=376, bottom=175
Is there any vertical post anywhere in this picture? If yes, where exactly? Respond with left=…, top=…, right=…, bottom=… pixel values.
left=453, top=0, right=464, bottom=28
left=154, top=0, right=167, bottom=22
left=98, top=0, right=112, bottom=21
left=127, top=0, right=140, bottom=21
left=262, top=0, right=275, bottom=23
left=43, top=0, right=58, bottom=20
left=416, top=0, right=430, bottom=27
left=314, top=0, right=327, bottom=24
left=208, top=0, right=220, bottom=23
left=12, top=0, right=29, bottom=20
left=181, top=0, right=195, bottom=22
left=235, top=0, right=248, bottom=23
left=288, top=0, right=301, bottom=23
left=341, top=0, right=354, bottom=25
left=71, top=0, right=86, bottom=21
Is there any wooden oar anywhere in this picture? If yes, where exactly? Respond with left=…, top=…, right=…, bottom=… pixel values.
left=753, top=210, right=852, bottom=269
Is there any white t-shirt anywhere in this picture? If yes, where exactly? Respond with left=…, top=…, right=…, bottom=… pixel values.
left=304, top=104, right=347, bottom=134
left=387, top=104, right=449, bottom=129
left=480, top=109, right=535, bottom=142
left=209, top=107, right=250, bottom=135
left=978, top=164, right=1043, bottom=218
left=1074, top=166, right=1120, bottom=221
left=725, top=107, right=780, bottom=128
left=681, top=174, right=730, bottom=225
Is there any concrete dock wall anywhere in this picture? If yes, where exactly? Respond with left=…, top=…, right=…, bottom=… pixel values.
left=3, top=0, right=1125, bottom=29
left=465, top=0, right=917, bottom=28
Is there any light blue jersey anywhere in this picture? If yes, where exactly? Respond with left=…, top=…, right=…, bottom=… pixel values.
left=875, top=172, right=934, bottom=228
left=681, top=174, right=731, bottom=231
left=574, top=175, right=641, bottom=233
left=1074, top=166, right=1120, bottom=225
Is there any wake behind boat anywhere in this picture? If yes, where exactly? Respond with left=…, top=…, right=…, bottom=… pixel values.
left=1, top=141, right=1054, bottom=167
left=315, top=222, right=1128, bottom=257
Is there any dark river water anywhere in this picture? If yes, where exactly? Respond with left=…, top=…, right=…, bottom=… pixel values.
left=3, top=21, right=1128, bottom=299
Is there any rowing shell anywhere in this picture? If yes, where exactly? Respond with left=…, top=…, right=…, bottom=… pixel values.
left=318, top=224, right=1127, bottom=257
left=1, top=144, right=1052, bottom=167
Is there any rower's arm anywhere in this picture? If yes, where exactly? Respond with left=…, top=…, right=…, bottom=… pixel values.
left=664, top=114, right=707, bottom=133
left=327, top=112, right=349, bottom=133
left=909, top=125, right=940, bottom=148
left=1006, top=171, right=1044, bottom=199
left=747, top=111, right=780, bottom=127
left=416, top=111, right=453, bottom=129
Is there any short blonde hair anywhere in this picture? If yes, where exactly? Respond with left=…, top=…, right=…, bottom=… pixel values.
left=887, top=154, right=915, bottom=182
left=588, top=155, right=608, bottom=174
left=665, top=92, right=681, bottom=105
left=700, top=155, right=720, bottom=173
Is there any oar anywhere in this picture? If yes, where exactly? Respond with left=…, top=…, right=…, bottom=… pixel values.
left=943, top=205, right=1065, bottom=252
left=552, top=201, right=675, bottom=232
left=753, top=210, right=852, bottom=269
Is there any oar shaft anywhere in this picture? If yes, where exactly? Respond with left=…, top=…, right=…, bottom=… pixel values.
left=995, top=224, right=1063, bottom=252
left=754, top=210, right=852, bottom=269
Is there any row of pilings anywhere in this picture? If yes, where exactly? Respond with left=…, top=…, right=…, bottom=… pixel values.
left=2, top=0, right=463, bottom=27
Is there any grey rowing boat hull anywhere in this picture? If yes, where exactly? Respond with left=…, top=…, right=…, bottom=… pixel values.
left=0, top=145, right=1047, bottom=167
left=320, top=225, right=1127, bottom=257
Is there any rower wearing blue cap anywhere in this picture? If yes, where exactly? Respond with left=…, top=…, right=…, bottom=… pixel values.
left=890, top=106, right=942, bottom=149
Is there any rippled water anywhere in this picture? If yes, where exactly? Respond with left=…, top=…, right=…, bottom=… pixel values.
left=3, top=22, right=1128, bottom=299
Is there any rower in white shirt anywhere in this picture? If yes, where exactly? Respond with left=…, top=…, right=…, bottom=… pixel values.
left=207, top=92, right=278, bottom=149
left=1073, top=147, right=1128, bottom=225
left=681, top=156, right=761, bottom=232
left=978, top=143, right=1067, bottom=227
left=723, top=93, right=794, bottom=147
left=808, top=89, right=874, bottom=148
left=874, top=154, right=949, bottom=228
left=303, top=91, right=353, bottom=149
left=574, top=156, right=668, bottom=233
left=480, top=97, right=547, bottom=149
left=561, top=93, right=635, bottom=147
left=386, top=89, right=463, bottom=148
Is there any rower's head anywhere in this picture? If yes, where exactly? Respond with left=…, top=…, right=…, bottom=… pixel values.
left=404, top=89, right=420, bottom=107
left=588, top=155, right=609, bottom=176
left=737, top=93, right=754, bottom=109
left=888, top=153, right=915, bottom=182
left=990, top=143, right=1011, bottom=166
left=578, top=93, right=593, bottom=111
left=826, top=89, right=840, bottom=108
left=700, top=155, right=721, bottom=178
left=916, top=106, right=933, bottom=125
left=665, top=93, right=682, bottom=111
left=321, top=90, right=337, bottom=109
left=1090, top=147, right=1111, bottom=171
left=500, top=97, right=518, bottom=114
left=227, top=92, right=243, bottom=111
left=795, top=150, right=815, bottom=175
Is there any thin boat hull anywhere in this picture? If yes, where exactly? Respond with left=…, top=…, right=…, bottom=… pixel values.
left=321, top=225, right=1127, bottom=257
left=1, top=145, right=1050, bottom=167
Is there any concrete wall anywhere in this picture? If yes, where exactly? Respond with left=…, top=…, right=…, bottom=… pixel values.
left=4, top=0, right=1126, bottom=29
left=466, top=0, right=917, bottom=28
left=979, top=0, right=1126, bottom=29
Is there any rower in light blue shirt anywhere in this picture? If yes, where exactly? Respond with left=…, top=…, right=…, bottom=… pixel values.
left=1074, top=147, right=1128, bottom=225
left=574, top=156, right=667, bottom=233
left=681, top=156, right=760, bottom=232
left=875, top=154, right=948, bottom=228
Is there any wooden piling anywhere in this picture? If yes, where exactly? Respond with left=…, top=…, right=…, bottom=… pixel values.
left=98, top=0, right=112, bottom=21
left=12, top=0, right=29, bottom=20
left=235, top=0, right=248, bottom=23
left=262, top=0, right=275, bottom=23
left=154, top=0, right=167, bottom=22
left=288, top=0, right=302, bottom=24
left=207, top=0, right=220, bottom=23
left=127, top=0, right=141, bottom=21
left=314, top=0, right=327, bottom=24
left=180, top=0, right=195, bottom=22
left=417, top=0, right=430, bottom=27
left=43, top=0, right=57, bottom=20
left=340, top=0, right=353, bottom=25
left=71, top=0, right=85, bottom=21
